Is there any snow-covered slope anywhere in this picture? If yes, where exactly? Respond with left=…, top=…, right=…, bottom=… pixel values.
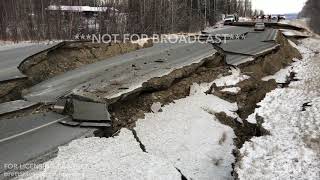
left=236, top=38, right=320, bottom=180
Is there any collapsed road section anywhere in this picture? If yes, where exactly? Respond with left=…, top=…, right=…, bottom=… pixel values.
left=0, top=40, right=217, bottom=179
left=15, top=26, right=308, bottom=180
left=23, top=42, right=216, bottom=104
left=0, top=23, right=307, bottom=180
left=0, top=42, right=63, bottom=82
left=204, top=26, right=279, bottom=66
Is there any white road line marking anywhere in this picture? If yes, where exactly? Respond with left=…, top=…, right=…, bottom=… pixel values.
left=0, top=116, right=69, bottom=144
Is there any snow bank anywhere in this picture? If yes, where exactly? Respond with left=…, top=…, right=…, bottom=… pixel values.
left=214, top=68, right=250, bottom=87
left=238, top=17, right=251, bottom=22
left=0, top=41, right=60, bottom=52
left=131, top=38, right=151, bottom=47
left=21, top=129, right=181, bottom=180
left=261, top=65, right=294, bottom=83
left=134, top=83, right=237, bottom=180
left=237, top=38, right=320, bottom=180
left=221, top=87, right=241, bottom=94
left=0, top=42, right=35, bottom=52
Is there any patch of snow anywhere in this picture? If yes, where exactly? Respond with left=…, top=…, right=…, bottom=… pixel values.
left=131, top=38, right=151, bottom=47
left=135, top=83, right=237, bottom=180
left=232, top=57, right=255, bottom=66
left=300, top=37, right=320, bottom=53
left=239, top=17, right=251, bottom=22
left=236, top=37, right=320, bottom=180
left=262, top=66, right=293, bottom=83
left=150, top=102, right=162, bottom=113
left=0, top=42, right=35, bottom=52
left=189, top=82, right=212, bottom=95
left=213, top=68, right=250, bottom=87
left=20, top=129, right=181, bottom=180
left=221, top=87, right=241, bottom=94
left=0, top=41, right=61, bottom=52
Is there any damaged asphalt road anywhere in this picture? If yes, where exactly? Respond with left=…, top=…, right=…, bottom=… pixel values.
left=211, top=27, right=279, bottom=66
left=0, top=23, right=303, bottom=179
left=0, top=112, right=94, bottom=177
left=0, top=42, right=63, bottom=82
left=23, top=42, right=217, bottom=103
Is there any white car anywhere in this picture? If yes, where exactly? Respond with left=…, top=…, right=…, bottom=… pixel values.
left=224, top=15, right=236, bottom=24
left=254, top=22, right=265, bottom=31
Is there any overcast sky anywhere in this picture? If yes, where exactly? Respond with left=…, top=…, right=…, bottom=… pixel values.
left=252, top=0, right=307, bottom=14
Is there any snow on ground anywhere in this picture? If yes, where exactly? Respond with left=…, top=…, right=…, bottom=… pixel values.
left=238, top=17, right=252, bottom=22
left=0, top=41, right=60, bottom=52
left=16, top=47, right=254, bottom=180
left=19, top=69, right=252, bottom=179
left=236, top=37, right=320, bottom=180
left=131, top=38, right=151, bottom=47
left=0, top=42, right=35, bottom=52
left=261, top=64, right=295, bottom=83
left=221, top=87, right=241, bottom=94
left=214, top=68, right=250, bottom=87
left=20, top=129, right=181, bottom=180
left=134, top=83, right=237, bottom=180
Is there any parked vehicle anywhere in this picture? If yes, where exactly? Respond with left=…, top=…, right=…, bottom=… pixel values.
left=254, top=22, right=265, bottom=31
left=279, top=15, right=286, bottom=20
left=224, top=15, right=236, bottom=24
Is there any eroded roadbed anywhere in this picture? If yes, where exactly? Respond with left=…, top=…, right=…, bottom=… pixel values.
left=23, top=42, right=216, bottom=103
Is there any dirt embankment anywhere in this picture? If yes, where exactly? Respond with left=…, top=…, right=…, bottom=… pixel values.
left=0, top=80, right=31, bottom=103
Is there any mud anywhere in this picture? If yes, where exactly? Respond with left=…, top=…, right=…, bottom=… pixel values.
left=19, top=42, right=145, bottom=83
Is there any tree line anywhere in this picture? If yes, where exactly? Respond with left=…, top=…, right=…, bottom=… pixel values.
left=0, top=0, right=253, bottom=41
left=299, top=0, right=320, bottom=34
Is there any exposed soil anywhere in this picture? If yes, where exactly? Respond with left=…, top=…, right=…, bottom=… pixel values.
left=211, top=78, right=277, bottom=119
left=0, top=79, right=32, bottom=104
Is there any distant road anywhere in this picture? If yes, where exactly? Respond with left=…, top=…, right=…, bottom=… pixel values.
left=205, top=25, right=279, bottom=66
